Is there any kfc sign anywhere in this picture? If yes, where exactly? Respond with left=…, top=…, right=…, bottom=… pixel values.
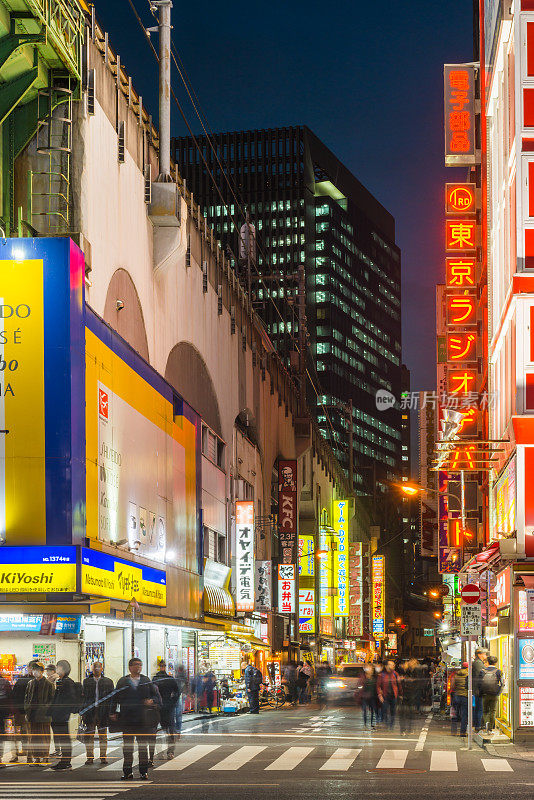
left=235, top=501, right=254, bottom=612
left=99, top=388, right=109, bottom=420
left=278, top=460, right=297, bottom=564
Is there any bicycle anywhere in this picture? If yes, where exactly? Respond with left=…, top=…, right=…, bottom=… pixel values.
left=259, top=685, right=287, bottom=708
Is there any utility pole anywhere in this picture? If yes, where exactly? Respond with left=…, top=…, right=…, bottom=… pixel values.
left=154, top=0, right=172, bottom=182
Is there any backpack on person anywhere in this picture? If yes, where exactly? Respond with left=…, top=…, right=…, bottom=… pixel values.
left=480, top=667, right=501, bottom=696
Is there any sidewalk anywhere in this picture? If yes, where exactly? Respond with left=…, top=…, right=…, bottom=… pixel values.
left=474, top=732, right=534, bottom=762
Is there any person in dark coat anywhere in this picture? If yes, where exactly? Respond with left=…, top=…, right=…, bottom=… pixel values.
left=110, top=657, right=162, bottom=781
left=360, top=664, right=378, bottom=728
left=48, top=660, right=78, bottom=770
left=0, top=671, right=13, bottom=768
left=151, top=661, right=179, bottom=761
left=24, top=662, right=54, bottom=763
left=10, top=665, right=34, bottom=763
left=81, top=662, right=114, bottom=765
left=244, top=661, right=263, bottom=714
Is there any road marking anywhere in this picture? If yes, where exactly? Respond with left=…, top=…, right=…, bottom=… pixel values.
left=482, top=758, right=513, bottom=772
left=182, top=732, right=418, bottom=741
left=430, top=750, right=458, bottom=771
left=264, top=746, right=314, bottom=771
left=415, top=712, right=433, bottom=751
left=375, top=749, right=409, bottom=769
left=319, top=748, right=361, bottom=771
left=155, top=744, right=220, bottom=771
left=209, top=746, right=266, bottom=771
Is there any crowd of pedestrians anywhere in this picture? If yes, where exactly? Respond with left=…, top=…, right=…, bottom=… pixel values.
left=450, top=648, right=503, bottom=737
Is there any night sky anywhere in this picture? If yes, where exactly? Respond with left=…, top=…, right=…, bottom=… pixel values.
left=96, top=0, right=474, bottom=394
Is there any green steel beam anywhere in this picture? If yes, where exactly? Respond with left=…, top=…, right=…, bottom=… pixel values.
left=0, top=32, right=45, bottom=70
left=12, top=95, right=36, bottom=158
left=0, top=65, right=38, bottom=125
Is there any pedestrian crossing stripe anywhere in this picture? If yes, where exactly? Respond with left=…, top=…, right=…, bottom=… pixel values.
left=0, top=747, right=516, bottom=774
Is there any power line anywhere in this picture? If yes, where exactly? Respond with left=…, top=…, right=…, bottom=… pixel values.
left=124, top=0, right=338, bottom=445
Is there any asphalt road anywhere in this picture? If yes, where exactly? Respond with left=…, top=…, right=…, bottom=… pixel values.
left=1, top=705, right=531, bottom=800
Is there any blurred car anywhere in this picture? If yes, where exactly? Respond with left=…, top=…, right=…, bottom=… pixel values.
left=324, top=663, right=365, bottom=703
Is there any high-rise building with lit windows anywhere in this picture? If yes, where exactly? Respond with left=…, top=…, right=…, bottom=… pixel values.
left=172, top=126, right=402, bottom=489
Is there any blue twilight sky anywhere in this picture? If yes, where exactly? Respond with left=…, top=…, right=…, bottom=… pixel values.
left=97, top=0, right=475, bottom=393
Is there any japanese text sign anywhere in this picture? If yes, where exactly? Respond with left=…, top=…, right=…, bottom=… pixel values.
left=444, top=65, right=476, bottom=165
left=446, top=220, right=477, bottom=251
left=235, top=500, right=254, bottom=612
left=447, top=333, right=477, bottom=363
left=255, top=560, right=272, bottom=611
left=446, top=294, right=477, bottom=326
left=372, top=555, right=385, bottom=637
left=333, top=500, right=349, bottom=617
left=278, top=460, right=298, bottom=564
left=446, top=258, right=476, bottom=287
left=278, top=563, right=295, bottom=614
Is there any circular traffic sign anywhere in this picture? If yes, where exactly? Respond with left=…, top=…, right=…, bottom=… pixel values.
left=461, top=583, right=481, bottom=604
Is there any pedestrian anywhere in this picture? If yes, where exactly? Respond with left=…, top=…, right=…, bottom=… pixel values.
left=173, top=664, right=187, bottom=739
left=399, top=661, right=416, bottom=735
left=0, top=670, right=13, bottom=769
left=472, top=648, right=487, bottom=731
left=282, top=662, right=297, bottom=705
left=24, top=661, right=54, bottom=764
left=110, top=657, right=162, bottom=781
left=377, top=659, right=400, bottom=729
left=296, top=661, right=311, bottom=704
left=204, top=670, right=216, bottom=714
left=450, top=662, right=469, bottom=737
left=81, top=661, right=114, bottom=765
left=360, top=664, right=378, bottom=729
left=244, top=660, right=263, bottom=714
left=151, top=661, right=179, bottom=761
left=48, top=660, right=78, bottom=770
left=10, top=664, right=34, bottom=763
left=45, top=664, right=58, bottom=686
left=479, top=655, right=503, bottom=734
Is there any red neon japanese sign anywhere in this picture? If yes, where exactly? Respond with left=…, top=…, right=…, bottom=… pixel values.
left=447, top=332, right=477, bottom=362
left=446, top=183, right=476, bottom=214
left=448, top=369, right=477, bottom=397
left=446, top=257, right=476, bottom=287
left=446, top=293, right=477, bottom=326
left=446, top=220, right=476, bottom=251
left=444, top=65, right=476, bottom=164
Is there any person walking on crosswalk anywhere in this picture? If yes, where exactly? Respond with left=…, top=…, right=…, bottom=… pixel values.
left=450, top=662, right=469, bottom=737
left=110, top=657, right=162, bottom=781
left=151, top=661, right=179, bottom=761
left=48, top=660, right=79, bottom=771
left=81, top=661, right=114, bottom=765
left=377, top=660, right=400, bottom=729
left=24, top=662, right=54, bottom=764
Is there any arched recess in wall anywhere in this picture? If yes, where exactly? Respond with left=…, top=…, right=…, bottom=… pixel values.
left=165, top=342, right=222, bottom=437
left=103, top=268, right=150, bottom=362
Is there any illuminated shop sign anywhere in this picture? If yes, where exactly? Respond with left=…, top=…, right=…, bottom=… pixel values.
left=0, top=546, right=77, bottom=593
left=348, top=542, right=363, bottom=638
left=446, top=294, right=477, bottom=326
left=81, top=547, right=166, bottom=606
left=447, top=333, right=477, bottom=363
left=278, top=563, right=295, bottom=614
left=372, top=555, right=385, bottom=637
left=444, top=65, right=476, bottom=165
left=235, top=500, right=254, bottom=612
left=298, top=535, right=314, bottom=576
left=445, top=220, right=477, bottom=251
left=299, top=588, right=315, bottom=633
left=446, top=257, right=476, bottom=287
left=446, top=183, right=476, bottom=214
left=278, top=460, right=297, bottom=563
left=0, top=239, right=84, bottom=549
left=0, top=614, right=81, bottom=633
left=333, top=500, right=349, bottom=617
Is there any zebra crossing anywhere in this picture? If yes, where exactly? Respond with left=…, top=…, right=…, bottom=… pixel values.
left=1, top=743, right=516, bottom=775
left=0, top=783, right=147, bottom=800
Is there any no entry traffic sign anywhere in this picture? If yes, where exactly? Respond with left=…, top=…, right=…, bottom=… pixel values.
left=461, top=583, right=481, bottom=604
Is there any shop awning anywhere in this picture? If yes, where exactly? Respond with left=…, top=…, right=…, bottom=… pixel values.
left=203, top=585, right=235, bottom=616
left=227, top=634, right=270, bottom=651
